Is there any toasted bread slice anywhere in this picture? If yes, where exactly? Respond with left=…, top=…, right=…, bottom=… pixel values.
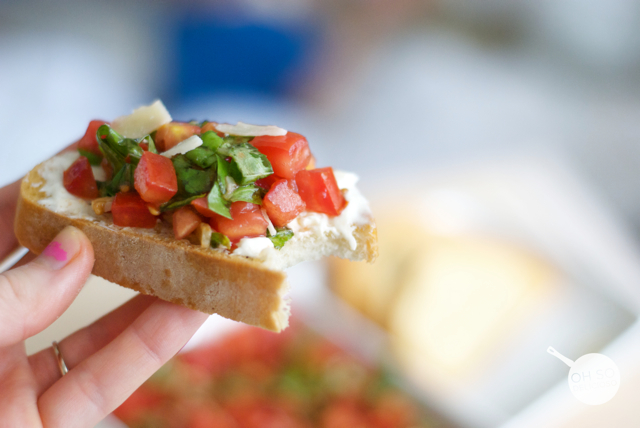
left=14, top=153, right=377, bottom=332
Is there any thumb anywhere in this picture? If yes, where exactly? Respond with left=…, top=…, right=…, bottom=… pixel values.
left=0, top=226, right=94, bottom=347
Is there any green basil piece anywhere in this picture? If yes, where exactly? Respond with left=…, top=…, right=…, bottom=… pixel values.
left=98, top=128, right=125, bottom=172
left=78, top=149, right=102, bottom=166
left=102, top=164, right=133, bottom=196
left=186, top=147, right=216, bottom=169
left=98, top=124, right=124, bottom=150
left=172, top=155, right=214, bottom=196
left=142, top=135, right=158, bottom=154
left=211, top=232, right=231, bottom=249
left=207, top=181, right=232, bottom=219
left=227, top=184, right=264, bottom=205
left=160, top=194, right=206, bottom=212
left=267, top=227, right=294, bottom=250
left=123, top=139, right=143, bottom=165
left=97, top=124, right=146, bottom=171
left=216, top=154, right=230, bottom=194
left=223, top=136, right=253, bottom=145
left=200, top=131, right=224, bottom=152
left=217, top=143, right=272, bottom=185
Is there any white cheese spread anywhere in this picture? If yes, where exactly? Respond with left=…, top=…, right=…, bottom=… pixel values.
left=36, top=151, right=98, bottom=220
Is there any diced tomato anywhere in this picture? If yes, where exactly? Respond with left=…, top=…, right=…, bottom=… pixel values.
left=191, top=197, right=217, bottom=217
left=209, top=202, right=267, bottom=243
left=155, top=122, right=201, bottom=152
left=250, top=132, right=311, bottom=179
left=112, top=192, right=157, bottom=228
left=63, top=156, right=98, bottom=199
left=173, top=206, right=202, bottom=239
left=255, top=174, right=281, bottom=190
left=77, top=120, right=107, bottom=157
left=134, top=151, right=178, bottom=204
left=295, top=167, right=345, bottom=216
left=201, top=122, right=225, bottom=137
left=139, top=141, right=149, bottom=151
left=101, top=157, right=113, bottom=181
left=263, top=179, right=305, bottom=227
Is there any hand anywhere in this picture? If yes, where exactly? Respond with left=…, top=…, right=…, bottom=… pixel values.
left=0, top=180, right=209, bottom=427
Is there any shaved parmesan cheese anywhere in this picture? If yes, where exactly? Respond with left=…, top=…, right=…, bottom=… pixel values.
left=111, top=100, right=172, bottom=139
left=161, top=135, right=203, bottom=158
left=215, top=121, right=287, bottom=137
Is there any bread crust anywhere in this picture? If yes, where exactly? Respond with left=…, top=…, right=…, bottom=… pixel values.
left=14, top=159, right=377, bottom=332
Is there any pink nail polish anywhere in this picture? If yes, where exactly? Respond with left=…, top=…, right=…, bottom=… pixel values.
left=42, top=241, right=67, bottom=262
left=36, top=226, right=83, bottom=270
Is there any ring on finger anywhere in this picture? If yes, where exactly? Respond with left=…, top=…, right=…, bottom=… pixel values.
left=52, top=341, right=69, bottom=376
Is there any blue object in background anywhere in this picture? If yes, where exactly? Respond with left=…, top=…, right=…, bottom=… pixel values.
left=174, top=12, right=320, bottom=101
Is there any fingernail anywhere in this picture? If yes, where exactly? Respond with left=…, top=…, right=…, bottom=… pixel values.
left=36, top=226, right=83, bottom=270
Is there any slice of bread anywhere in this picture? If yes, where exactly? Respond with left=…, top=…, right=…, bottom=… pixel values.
left=14, top=154, right=377, bottom=332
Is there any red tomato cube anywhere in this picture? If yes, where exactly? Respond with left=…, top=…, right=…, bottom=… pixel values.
left=210, top=202, right=267, bottom=243
left=134, top=151, right=178, bottom=204
left=63, top=156, right=99, bottom=199
left=191, top=197, right=218, bottom=217
left=155, top=122, right=201, bottom=152
left=112, top=192, right=157, bottom=228
left=295, top=167, right=345, bottom=216
left=250, top=132, right=311, bottom=179
left=173, top=206, right=202, bottom=239
left=264, top=179, right=306, bottom=227
left=255, top=174, right=281, bottom=190
left=77, top=120, right=107, bottom=157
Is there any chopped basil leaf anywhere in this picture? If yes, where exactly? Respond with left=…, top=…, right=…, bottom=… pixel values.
left=267, top=227, right=294, bottom=250
left=200, top=131, right=224, bottom=152
left=142, top=135, right=158, bottom=154
left=185, top=147, right=216, bottom=169
left=207, top=181, right=232, bottom=219
left=98, top=128, right=125, bottom=172
left=160, top=193, right=206, bottom=212
left=217, top=143, right=272, bottom=185
left=102, top=164, right=133, bottom=196
left=223, top=135, right=253, bottom=145
left=97, top=124, right=144, bottom=168
left=216, top=154, right=230, bottom=194
left=98, top=124, right=124, bottom=151
left=172, top=155, right=214, bottom=196
left=78, top=149, right=102, bottom=166
left=227, top=184, right=264, bottom=205
left=123, top=138, right=143, bottom=165
left=211, top=232, right=231, bottom=249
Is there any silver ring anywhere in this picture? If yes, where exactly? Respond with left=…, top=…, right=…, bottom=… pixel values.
left=52, top=341, right=69, bottom=376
